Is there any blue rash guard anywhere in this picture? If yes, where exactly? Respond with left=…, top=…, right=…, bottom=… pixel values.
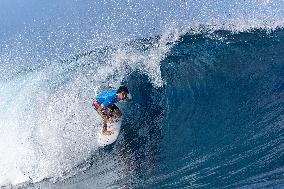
left=96, top=89, right=119, bottom=109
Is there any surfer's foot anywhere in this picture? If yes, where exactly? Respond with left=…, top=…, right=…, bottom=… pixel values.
left=102, top=129, right=112, bottom=136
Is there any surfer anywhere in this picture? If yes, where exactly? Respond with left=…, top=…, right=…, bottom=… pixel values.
left=92, top=86, right=129, bottom=135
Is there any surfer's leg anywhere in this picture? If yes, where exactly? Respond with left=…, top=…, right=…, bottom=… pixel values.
left=102, top=112, right=113, bottom=135
left=93, top=102, right=113, bottom=135
left=101, top=109, right=114, bottom=135
left=113, top=109, right=122, bottom=118
left=96, top=108, right=111, bottom=122
left=110, top=104, right=122, bottom=118
left=96, top=108, right=113, bottom=130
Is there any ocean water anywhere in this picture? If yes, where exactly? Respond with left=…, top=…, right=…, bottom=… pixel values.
left=0, top=0, right=283, bottom=189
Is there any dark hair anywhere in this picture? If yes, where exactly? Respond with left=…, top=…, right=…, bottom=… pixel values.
left=117, top=86, right=129, bottom=94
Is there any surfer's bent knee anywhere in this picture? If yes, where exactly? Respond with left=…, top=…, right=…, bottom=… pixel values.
left=103, top=124, right=107, bottom=130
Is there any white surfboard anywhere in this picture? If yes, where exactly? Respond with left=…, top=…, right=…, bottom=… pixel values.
left=97, top=118, right=122, bottom=146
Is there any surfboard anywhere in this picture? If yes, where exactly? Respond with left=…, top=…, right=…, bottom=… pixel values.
left=97, top=118, right=122, bottom=146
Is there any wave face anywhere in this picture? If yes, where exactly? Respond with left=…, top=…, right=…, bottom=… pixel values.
left=0, top=0, right=283, bottom=188
left=1, top=29, right=283, bottom=189
left=148, top=29, right=284, bottom=188
left=89, top=29, right=283, bottom=189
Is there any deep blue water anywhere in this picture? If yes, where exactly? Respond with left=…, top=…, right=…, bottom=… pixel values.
left=121, top=29, right=284, bottom=188
left=7, top=29, right=282, bottom=189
